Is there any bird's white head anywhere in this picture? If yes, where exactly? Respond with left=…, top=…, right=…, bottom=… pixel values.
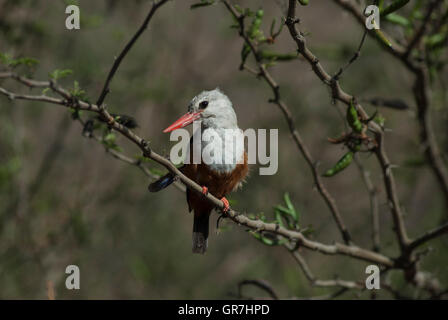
left=163, top=88, right=238, bottom=133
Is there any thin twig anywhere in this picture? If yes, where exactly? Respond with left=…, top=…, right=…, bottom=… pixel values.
left=285, top=243, right=363, bottom=289
left=408, top=222, right=448, bottom=251
left=333, top=30, right=367, bottom=80
left=237, top=280, right=279, bottom=300
left=291, top=288, right=349, bottom=300
left=354, top=155, right=380, bottom=252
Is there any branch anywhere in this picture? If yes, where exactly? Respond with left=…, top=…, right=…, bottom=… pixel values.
left=221, top=0, right=353, bottom=245
left=408, top=222, right=448, bottom=251
left=237, top=280, right=279, bottom=300
left=76, top=118, right=186, bottom=193
left=354, top=155, right=380, bottom=252
left=96, top=0, right=170, bottom=106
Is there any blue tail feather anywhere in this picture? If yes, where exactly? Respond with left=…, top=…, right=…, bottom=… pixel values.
left=148, top=173, right=175, bottom=192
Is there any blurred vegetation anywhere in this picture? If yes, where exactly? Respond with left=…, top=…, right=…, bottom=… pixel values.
left=0, top=0, right=447, bottom=299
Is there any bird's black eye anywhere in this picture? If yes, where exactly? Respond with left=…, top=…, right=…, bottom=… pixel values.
left=199, top=101, right=209, bottom=109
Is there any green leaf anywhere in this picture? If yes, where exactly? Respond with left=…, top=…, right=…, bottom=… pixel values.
left=249, top=231, right=287, bottom=246
left=0, top=53, right=39, bottom=68
left=273, top=193, right=300, bottom=229
left=69, top=80, right=88, bottom=100
left=374, top=115, right=386, bottom=127
left=270, top=19, right=276, bottom=36
left=0, top=53, right=13, bottom=65
left=241, top=43, right=251, bottom=66
left=250, top=231, right=274, bottom=246
left=426, top=33, right=447, bottom=50
left=274, top=204, right=291, bottom=216
left=283, top=193, right=297, bottom=220
left=102, top=132, right=122, bottom=152
left=323, top=151, right=354, bottom=177
left=149, top=167, right=166, bottom=176
left=49, top=69, right=73, bottom=81
left=248, top=9, right=264, bottom=41
left=10, top=57, right=39, bottom=68
left=134, top=155, right=153, bottom=163
left=275, top=210, right=286, bottom=228
left=385, top=13, right=411, bottom=27
left=234, top=4, right=244, bottom=14
left=403, top=157, right=425, bottom=167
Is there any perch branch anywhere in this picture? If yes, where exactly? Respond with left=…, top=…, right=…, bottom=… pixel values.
left=285, top=243, right=363, bottom=290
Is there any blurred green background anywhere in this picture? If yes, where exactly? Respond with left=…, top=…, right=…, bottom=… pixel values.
left=0, top=0, right=447, bottom=299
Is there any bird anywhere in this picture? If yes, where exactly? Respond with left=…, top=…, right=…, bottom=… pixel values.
left=149, top=88, right=248, bottom=254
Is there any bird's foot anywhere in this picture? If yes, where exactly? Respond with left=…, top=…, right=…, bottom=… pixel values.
left=201, top=186, right=208, bottom=195
left=220, top=197, right=230, bottom=215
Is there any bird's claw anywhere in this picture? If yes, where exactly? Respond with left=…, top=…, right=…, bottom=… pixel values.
left=220, top=197, right=230, bottom=215
left=201, top=186, right=208, bottom=195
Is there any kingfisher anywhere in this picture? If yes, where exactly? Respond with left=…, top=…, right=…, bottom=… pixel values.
left=149, top=89, right=249, bottom=254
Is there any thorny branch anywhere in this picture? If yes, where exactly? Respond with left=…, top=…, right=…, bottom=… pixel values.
left=96, top=0, right=170, bottom=107
left=221, top=0, right=353, bottom=246
left=285, top=0, right=411, bottom=250
left=332, top=0, right=448, bottom=212
left=284, top=243, right=362, bottom=290
left=354, top=156, right=380, bottom=252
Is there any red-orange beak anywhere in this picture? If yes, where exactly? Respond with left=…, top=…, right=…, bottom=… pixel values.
left=163, top=110, right=203, bottom=133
